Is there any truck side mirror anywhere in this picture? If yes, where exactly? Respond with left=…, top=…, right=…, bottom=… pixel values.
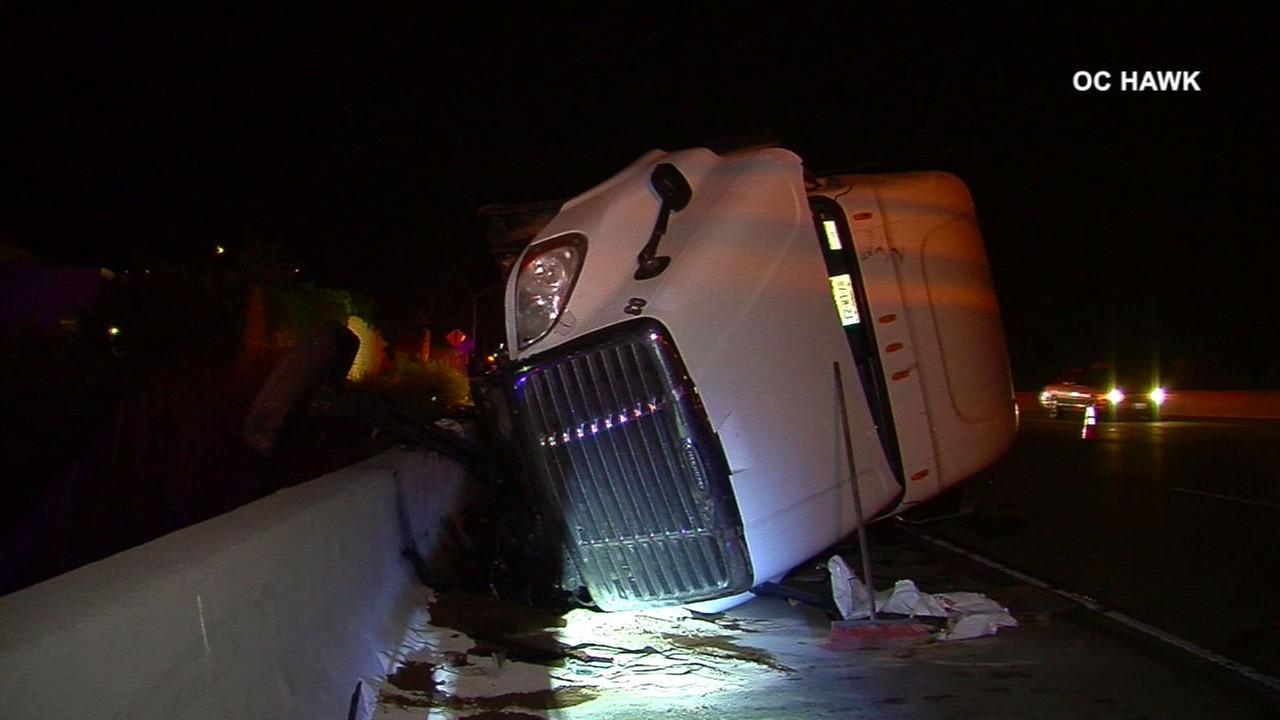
left=634, top=163, right=693, bottom=280
left=651, top=162, right=692, bottom=211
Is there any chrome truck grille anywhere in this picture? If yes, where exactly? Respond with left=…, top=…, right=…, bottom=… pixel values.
left=511, top=319, right=752, bottom=610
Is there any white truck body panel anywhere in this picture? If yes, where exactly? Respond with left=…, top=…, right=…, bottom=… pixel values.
left=816, top=171, right=1017, bottom=508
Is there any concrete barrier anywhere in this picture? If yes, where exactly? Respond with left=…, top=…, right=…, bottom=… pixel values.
left=0, top=449, right=468, bottom=719
left=1016, top=391, right=1280, bottom=420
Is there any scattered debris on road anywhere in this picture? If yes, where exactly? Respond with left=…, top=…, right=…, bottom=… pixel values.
left=829, top=555, right=1018, bottom=642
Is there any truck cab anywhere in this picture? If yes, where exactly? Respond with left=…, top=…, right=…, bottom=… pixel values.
left=499, top=147, right=1016, bottom=611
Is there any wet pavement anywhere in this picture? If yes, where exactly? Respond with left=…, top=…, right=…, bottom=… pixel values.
left=371, top=526, right=1280, bottom=718
left=919, top=415, right=1280, bottom=680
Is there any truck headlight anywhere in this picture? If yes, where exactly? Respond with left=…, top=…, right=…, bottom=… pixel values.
left=1106, top=388, right=1125, bottom=404
left=1149, top=387, right=1166, bottom=405
left=515, top=233, right=587, bottom=350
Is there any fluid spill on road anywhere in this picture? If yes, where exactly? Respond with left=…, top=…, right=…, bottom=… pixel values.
left=373, top=589, right=792, bottom=717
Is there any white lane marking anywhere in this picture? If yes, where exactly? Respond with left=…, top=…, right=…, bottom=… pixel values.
left=897, top=525, right=1280, bottom=694
left=197, top=594, right=211, bottom=655
left=1171, top=487, right=1280, bottom=511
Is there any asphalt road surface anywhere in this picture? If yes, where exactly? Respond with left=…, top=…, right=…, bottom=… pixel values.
left=909, top=412, right=1280, bottom=681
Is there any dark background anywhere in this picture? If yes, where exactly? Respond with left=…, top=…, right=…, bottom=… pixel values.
left=5, top=8, right=1274, bottom=388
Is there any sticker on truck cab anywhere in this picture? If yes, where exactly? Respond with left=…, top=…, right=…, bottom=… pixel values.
left=828, top=273, right=861, bottom=326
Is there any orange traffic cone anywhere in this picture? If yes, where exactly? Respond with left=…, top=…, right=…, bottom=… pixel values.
left=1081, top=405, right=1098, bottom=440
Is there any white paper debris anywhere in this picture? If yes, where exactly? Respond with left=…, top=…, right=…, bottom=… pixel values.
left=878, top=580, right=949, bottom=618
left=827, top=555, right=870, bottom=620
left=827, top=556, right=1018, bottom=640
left=933, top=592, right=1020, bottom=640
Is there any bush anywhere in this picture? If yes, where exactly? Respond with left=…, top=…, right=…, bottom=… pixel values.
left=353, top=352, right=473, bottom=421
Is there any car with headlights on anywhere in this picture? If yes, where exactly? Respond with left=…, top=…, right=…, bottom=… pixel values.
left=1039, top=365, right=1166, bottom=420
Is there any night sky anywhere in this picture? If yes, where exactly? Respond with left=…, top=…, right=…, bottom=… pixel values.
left=5, top=9, right=1273, bottom=387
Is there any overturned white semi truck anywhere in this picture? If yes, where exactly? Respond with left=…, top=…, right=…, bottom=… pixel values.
left=497, top=146, right=1017, bottom=612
